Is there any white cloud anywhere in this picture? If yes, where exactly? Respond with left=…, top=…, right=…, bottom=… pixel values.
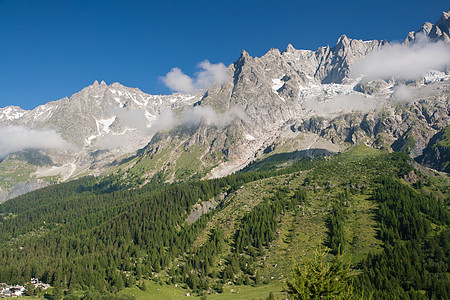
left=351, top=37, right=450, bottom=81
left=392, top=84, right=414, bottom=102
left=195, top=60, right=230, bottom=89
left=150, top=105, right=245, bottom=134
left=149, top=110, right=178, bottom=133
left=0, top=125, right=70, bottom=158
left=96, top=134, right=133, bottom=150
left=181, top=105, right=245, bottom=128
left=303, top=94, right=378, bottom=115
left=110, top=108, right=149, bottom=131
left=161, top=68, right=195, bottom=93
left=161, top=60, right=230, bottom=93
left=93, top=108, right=152, bottom=150
left=95, top=103, right=245, bottom=150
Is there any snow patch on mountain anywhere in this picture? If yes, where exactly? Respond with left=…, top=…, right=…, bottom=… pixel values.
left=272, top=78, right=284, bottom=91
left=245, top=134, right=256, bottom=141
left=423, top=70, right=450, bottom=83
left=1, top=10, right=449, bottom=202
left=85, top=117, right=117, bottom=145
left=299, top=81, right=359, bottom=102
left=0, top=106, right=26, bottom=121
left=33, top=104, right=55, bottom=120
left=272, top=78, right=287, bottom=102
left=97, top=117, right=116, bottom=134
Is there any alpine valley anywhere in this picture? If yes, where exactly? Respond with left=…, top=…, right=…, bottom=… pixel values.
left=0, top=10, right=449, bottom=300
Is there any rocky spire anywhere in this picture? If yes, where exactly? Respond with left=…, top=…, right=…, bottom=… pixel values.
left=404, top=10, right=450, bottom=44
left=286, top=43, right=296, bottom=53
left=436, top=10, right=450, bottom=35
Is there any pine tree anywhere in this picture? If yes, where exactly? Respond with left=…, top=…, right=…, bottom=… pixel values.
left=266, top=291, right=276, bottom=300
left=139, top=280, right=146, bottom=291
left=286, top=247, right=354, bottom=299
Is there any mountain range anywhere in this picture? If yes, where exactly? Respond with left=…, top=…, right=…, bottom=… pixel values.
left=0, top=10, right=449, bottom=202
left=0, top=10, right=449, bottom=300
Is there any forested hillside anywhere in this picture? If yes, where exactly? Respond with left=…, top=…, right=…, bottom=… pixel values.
left=0, top=145, right=448, bottom=299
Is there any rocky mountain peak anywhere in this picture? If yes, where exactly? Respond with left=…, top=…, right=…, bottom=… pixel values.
left=239, top=49, right=252, bottom=60
left=436, top=10, right=449, bottom=33
left=404, top=10, right=450, bottom=44
left=285, top=43, right=296, bottom=53
left=266, top=48, right=281, bottom=56
left=109, top=82, right=124, bottom=88
left=0, top=106, right=27, bottom=123
left=1, top=11, right=449, bottom=203
left=420, top=22, right=434, bottom=35
left=336, top=34, right=350, bottom=46
left=233, top=50, right=254, bottom=79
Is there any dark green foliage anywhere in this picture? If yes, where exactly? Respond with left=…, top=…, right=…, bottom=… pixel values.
left=0, top=178, right=227, bottom=290
left=286, top=247, right=354, bottom=299
left=355, top=177, right=450, bottom=299
left=234, top=194, right=283, bottom=254
left=25, top=283, right=37, bottom=296
left=52, top=285, right=63, bottom=300
left=292, top=189, right=308, bottom=204
left=223, top=186, right=309, bottom=282
left=234, top=187, right=304, bottom=255
left=326, top=193, right=347, bottom=255
left=0, top=155, right=316, bottom=292
left=266, top=291, right=276, bottom=300
left=138, top=280, right=146, bottom=291
left=0, top=146, right=446, bottom=299
left=173, top=228, right=224, bottom=291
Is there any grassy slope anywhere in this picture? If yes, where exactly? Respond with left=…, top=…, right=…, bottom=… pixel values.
left=0, top=158, right=37, bottom=190
left=118, top=280, right=285, bottom=300
left=434, top=125, right=450, bottom=148
left=117, top=145, right=394, bottom=299
left=10, top=144, right=448, bottom=300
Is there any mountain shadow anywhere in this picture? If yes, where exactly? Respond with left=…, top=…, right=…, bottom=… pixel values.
left=241, top=148, right=335, bottom=172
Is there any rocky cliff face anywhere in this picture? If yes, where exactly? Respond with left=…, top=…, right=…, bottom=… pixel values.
left=415, top=126, right=450, bottom=173
left=0, top=81, right=202, bottom=201
left=139, top=11, right=449, bottom=180
left=404, top=10, right=450, bottom=44
left=1, top=11, right=449, bottom=201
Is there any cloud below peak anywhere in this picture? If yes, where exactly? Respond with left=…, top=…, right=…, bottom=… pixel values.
left=0, top=125, right=70, bottom=158
left=150, top=105, right=246, bottom=134
left=350, top=37, right=450, bottom=81
left=161, top=60, right=230, bottom=93
left=303, top=94, right=378, bottom=116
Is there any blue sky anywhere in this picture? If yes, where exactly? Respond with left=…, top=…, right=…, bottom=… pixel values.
left=0, top=0, right=448, bottom=110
